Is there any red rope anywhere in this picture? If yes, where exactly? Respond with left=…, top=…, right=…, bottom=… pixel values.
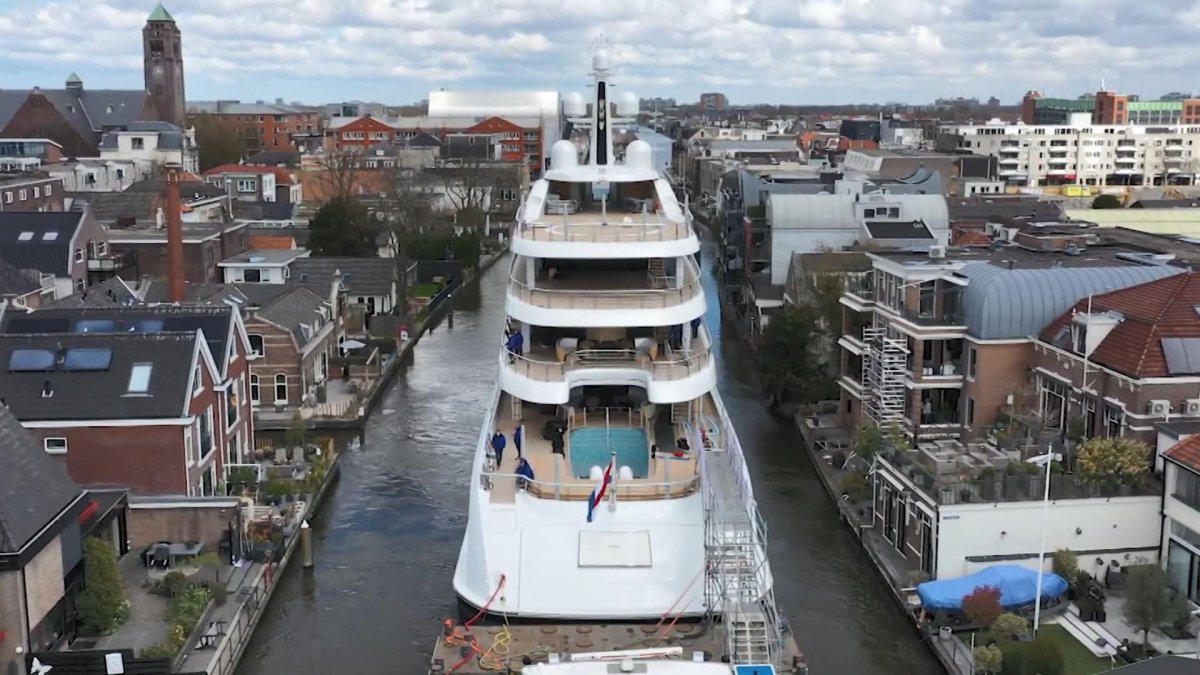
left=463, top=574, right=506, bottom=628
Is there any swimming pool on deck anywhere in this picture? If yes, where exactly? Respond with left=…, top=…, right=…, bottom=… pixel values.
left=568, top=427, right=648, bottom=478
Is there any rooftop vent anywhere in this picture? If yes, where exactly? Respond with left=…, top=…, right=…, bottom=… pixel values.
left=42, top=380, right=53, bottom=398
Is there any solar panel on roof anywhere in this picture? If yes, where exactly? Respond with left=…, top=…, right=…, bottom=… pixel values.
left=4, top=317, right=71, bottom=334
left=62, top=348, right=113, bottom=371
left=1162, top=338, right=1200, bottom=375
left=74, top=320, right=115, bottom=333
left=9, top=349, right=56, bottom=371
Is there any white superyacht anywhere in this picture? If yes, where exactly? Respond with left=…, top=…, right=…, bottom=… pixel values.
left=453, top=49, right=782, bottom=666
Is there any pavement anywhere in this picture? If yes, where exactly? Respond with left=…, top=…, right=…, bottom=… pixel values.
left=1098, top=593, right=1200, bottom=657
left=93, top=553, right=171, bottom=654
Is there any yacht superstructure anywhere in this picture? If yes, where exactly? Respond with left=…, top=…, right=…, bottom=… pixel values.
left=453, top=50, right=782, bottom=665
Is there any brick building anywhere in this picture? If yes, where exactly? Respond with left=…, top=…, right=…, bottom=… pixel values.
left=0, top=172, right=64, bottom=212
left=0, top=211, right=108, bottom=298
left=189, top=100, right=321, bottom=153
left=0, top=331, right=230, bottom=496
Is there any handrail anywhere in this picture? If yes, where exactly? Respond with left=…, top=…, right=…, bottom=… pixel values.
left=514, top=211, right=693, bottom=243
left=507, top=260, right=703, bottom=309
left=502, top=343, right=713, bottom=382
left=483, top=471, right=700, bottom=500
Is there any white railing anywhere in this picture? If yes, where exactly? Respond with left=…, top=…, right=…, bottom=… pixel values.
left=481, top=471, right=699, bottom=500
left=508, top=259, right=703, bottom=310
left=514, top=210, right=693, bottom=243
left=503, top=344, right=712, bottom=383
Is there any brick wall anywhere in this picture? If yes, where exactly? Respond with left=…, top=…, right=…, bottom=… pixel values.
left=0, top=91, right=95, bottom=156
left=962, top=341, right=1034, bottom=432
left=127, top=502, right=237, bottom=552
left=29, top=425, right=187, bottom=495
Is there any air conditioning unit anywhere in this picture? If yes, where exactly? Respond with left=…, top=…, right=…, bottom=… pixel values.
left=1148, top=399, right=1170, bottom=416
left=928, top=245, right=947, bottom=259
left=1185, top=399, right=1200, bottom=416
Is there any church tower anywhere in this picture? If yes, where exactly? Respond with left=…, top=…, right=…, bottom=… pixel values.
left=143, top=3, right=186, bottom=129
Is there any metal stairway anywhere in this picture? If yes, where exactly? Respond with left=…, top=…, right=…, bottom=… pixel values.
left=689, top=417, right=781, bottom=667
left=862, top=326, right=907, bottom=428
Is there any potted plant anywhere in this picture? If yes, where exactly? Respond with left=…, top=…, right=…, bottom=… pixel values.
left=1077, top=437, right=1150, bottom=495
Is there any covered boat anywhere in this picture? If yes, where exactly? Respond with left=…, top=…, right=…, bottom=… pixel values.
left=916, top=565, right=1069, bottom=612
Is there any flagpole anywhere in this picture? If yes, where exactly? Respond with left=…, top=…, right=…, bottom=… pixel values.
left=609, top=449, right=617, bottom=512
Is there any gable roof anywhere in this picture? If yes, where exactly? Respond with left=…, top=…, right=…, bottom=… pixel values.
left=406, top=132, right=442, bottom=148
left=0, top=212, right=85, bottom=277
left=245, top=150, right=301, bottom=167
left=2, top=305, right=238, bottom=379
left=1038, top=272, right=1200, bottom=378
left=0, top=332, right=206, bottom=421
left=0, top=404, right=83, bottom=554
left=43, top=276, right=140, bottom=308
left=287, top=257, right=395, bottom=297
left=254, top=286, right=329, bottom=348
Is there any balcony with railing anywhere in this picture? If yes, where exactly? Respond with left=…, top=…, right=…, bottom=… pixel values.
left=513, top=187, right=696, bottom=252
left=907, top=338, right=965, bottom=382
left=87, top=249, right=135, bottom=272
left=507, top=257, right=705, bottom=326
left=499, top=326, right=717, bottom=404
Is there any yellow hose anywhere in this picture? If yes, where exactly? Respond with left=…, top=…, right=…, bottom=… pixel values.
left=476, top=612, right=513, bottom=671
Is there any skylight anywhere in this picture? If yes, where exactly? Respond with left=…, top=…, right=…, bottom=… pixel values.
left=17, top=232, right=33, bottom=241
left=42, top=232, right=58, bottom=241
left=127, top=362, right=153, bottom=393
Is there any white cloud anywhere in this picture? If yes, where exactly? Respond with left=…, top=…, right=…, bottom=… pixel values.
left=0, top=0, right=1197, bottom=105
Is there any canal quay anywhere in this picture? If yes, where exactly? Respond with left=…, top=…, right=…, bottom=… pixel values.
left=233, top=243, right=943, bottom=675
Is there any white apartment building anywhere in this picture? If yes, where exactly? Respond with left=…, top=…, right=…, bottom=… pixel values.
left=941, top=113, right=1200, bottom=188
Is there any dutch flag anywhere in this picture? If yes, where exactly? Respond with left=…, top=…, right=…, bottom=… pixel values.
left=586, top=454, right=615, bottom=523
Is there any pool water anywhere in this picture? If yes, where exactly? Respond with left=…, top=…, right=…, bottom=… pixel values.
left=569, top=427, right=649, bottom=478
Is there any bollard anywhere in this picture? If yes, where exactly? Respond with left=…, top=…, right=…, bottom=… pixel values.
left=300, top=520, right=313, bottom=569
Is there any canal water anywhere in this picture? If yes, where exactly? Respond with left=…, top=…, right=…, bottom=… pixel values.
left=234, top=243, right=941, bottom=675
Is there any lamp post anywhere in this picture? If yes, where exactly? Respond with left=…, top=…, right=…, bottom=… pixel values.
left=1027, top=449, right=1063, bottom=636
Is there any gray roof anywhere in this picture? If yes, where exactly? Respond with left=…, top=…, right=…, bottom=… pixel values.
left=0, top=332, right=199, bottom=421
left=43, top=276, right=139, bottom=308
left=256, top=286, right=328, bottom=346
left=1106, top=655, right=1199, bottom=675
left=221, top=249, right=308, bottom=265
left=406, top=132, right=442, bottom=148
left=0, top=212, right=85, bottom=276
left=33, top=88, right=148, bottom=147
left=959, top=262, right=1186, bottom=340
left=947, top=196, right=1065, bottom=222
left=0, top=257, right=39, bottom=297
left=767, top=192, right=950, bottom=234
left=0, top=405, right=82, bottom=553
left=232, top=200, right=294, bottom=221
left=78, top=190, right=158, bottom=223
left=288, top=257, right=395, bottom=297
left=188, top=101, right=307, bottom=116
left=3, top=305, right=235, bottom=375
left=245, top=150, right=300, bottom=167
left=141, top=281, right=292, bottom=308
left=864, top=221, right=933, bottom=240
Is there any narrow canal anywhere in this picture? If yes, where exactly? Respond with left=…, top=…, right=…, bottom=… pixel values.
left=235, top=242, right=941, bottom=675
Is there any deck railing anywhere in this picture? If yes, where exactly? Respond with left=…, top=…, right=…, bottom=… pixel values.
left=513, top=209, right=692, bottom=243
left=503, top=343, right=712, bottom=382
left=508, top=265, right=703, bottom=310
left=482, top=470, right=700, bottom=500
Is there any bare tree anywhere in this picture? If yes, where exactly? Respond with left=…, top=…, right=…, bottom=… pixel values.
left=318, top=148, right=364, bottom=202
left=437, top=158, right=522, bottom=230
left=380, top=166, right=435, bottom=323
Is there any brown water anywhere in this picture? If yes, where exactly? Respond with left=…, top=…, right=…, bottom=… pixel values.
left=234, top=244, right=943, bottom=674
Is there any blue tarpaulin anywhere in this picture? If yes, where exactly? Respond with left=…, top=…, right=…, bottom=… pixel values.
left=916, top=565, right=1068, bottom=612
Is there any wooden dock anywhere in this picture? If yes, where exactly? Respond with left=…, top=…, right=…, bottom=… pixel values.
left=427, top=621, right=808, bottom=674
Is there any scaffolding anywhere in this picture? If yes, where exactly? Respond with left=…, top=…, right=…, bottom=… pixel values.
left=686, top=404, right=782, bottom=667
left=862, top=326, right=907, bottom=428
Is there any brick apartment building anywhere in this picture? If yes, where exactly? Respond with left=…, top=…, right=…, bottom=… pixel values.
left=0, top=172, right=64, bottom=212
left=0, top=211, right=108, bottom=298
left=840, top=235, right=1185, bottom=441
left=189, top=100, right=321, bottom=153
left=0, top=331, right=231, bottom=496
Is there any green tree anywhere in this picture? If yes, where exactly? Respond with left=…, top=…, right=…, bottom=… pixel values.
left=192, top=113, right=245, bottom=171
left=77, top=538, right=127, bottom=635
left=1091, top=194, right=1122, bottom=209
left=1123, top=564, right=1172, bottom=654
left=974, top=644, right=1003, bottom=674
left=451, top=231, right=481, bottom=270
left=1051, top=549, right=1077, bottom=580
left=853, top=422, right=883, bottom=461
left=991, top=612, right=1029, bottom=642
left=1020, top=635, right=1063, bottom=675
left=756, top=304, right=835, bottom=409
left=309, top=196, right=381, bottom=258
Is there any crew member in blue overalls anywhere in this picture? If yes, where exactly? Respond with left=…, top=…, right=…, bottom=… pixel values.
left=491, top=429, right=507, bottom=466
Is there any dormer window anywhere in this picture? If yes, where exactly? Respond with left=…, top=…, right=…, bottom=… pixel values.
left=1071, top=324, right=1087, bottom=354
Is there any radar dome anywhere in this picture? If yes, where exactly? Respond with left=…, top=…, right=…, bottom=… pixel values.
left=624, top=139, right=653, bottom=171
left=563, top=92, right=586, bottom=117
left=592, top=50, right=609, bottom=72
left=616, top=91, right=639, bottom=117
left=550, top=140, right=578, bottom=170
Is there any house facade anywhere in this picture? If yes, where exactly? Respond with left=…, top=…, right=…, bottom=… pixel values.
left=202, top=164, right=299, bottom=204
left=1160, top=429, right=1200, bottom=604
left=219, top=249, right=310, bottom=284
left=2, top=305, right=257, bottom=465
left=188, top=100, right=321, bottom=153
left=243, top=287, right=337, bottom=410
left=0, top=211, right=108, bottom=298
left=0, top=172, right=64, bottom=212
left=0, top=331, right=232, bottom=496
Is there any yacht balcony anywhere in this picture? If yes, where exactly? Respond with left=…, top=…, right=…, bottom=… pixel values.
left=507, top=257, right=706, bottom=327
left=499, top=329, right=717, bottom=405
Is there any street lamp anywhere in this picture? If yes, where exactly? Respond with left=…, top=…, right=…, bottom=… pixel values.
left=1027, top=449, right=1062, bottom=636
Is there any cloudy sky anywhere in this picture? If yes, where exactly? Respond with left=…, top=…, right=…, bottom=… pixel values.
left=0, top=0, right=1195, bottom=107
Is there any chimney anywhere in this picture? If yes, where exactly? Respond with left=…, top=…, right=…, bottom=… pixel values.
left=164, top=162, right=185, bottom=303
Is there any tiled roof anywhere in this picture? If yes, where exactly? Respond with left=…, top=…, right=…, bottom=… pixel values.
left=287, top=257, right=395, bottom=297
left=0, top=332, right=200, bottom=421
left=203, top=164, right=277, bottom=176
left=245, top=151, right=300, bottom=167
left=42, top=276, right=139, bottom=308
left=2, top=305, right=234, bottom=376
left=0, top=257, right=40, bottom=297
left=0, top=88, right=148, bottom=150
left=0, top=404, right=82, bottom=553
left=0, top=212, right=85, bottom=277
left=1038, top=272, right=1200, bottom=378
left=1165, top=434, right=1200, bottom=474
left=255, top=286, right=329, bottom=347
left=956, top=231, right=993, bottom=247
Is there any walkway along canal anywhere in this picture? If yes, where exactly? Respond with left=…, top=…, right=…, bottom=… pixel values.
left=233, top=245, right=941, bottom=675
